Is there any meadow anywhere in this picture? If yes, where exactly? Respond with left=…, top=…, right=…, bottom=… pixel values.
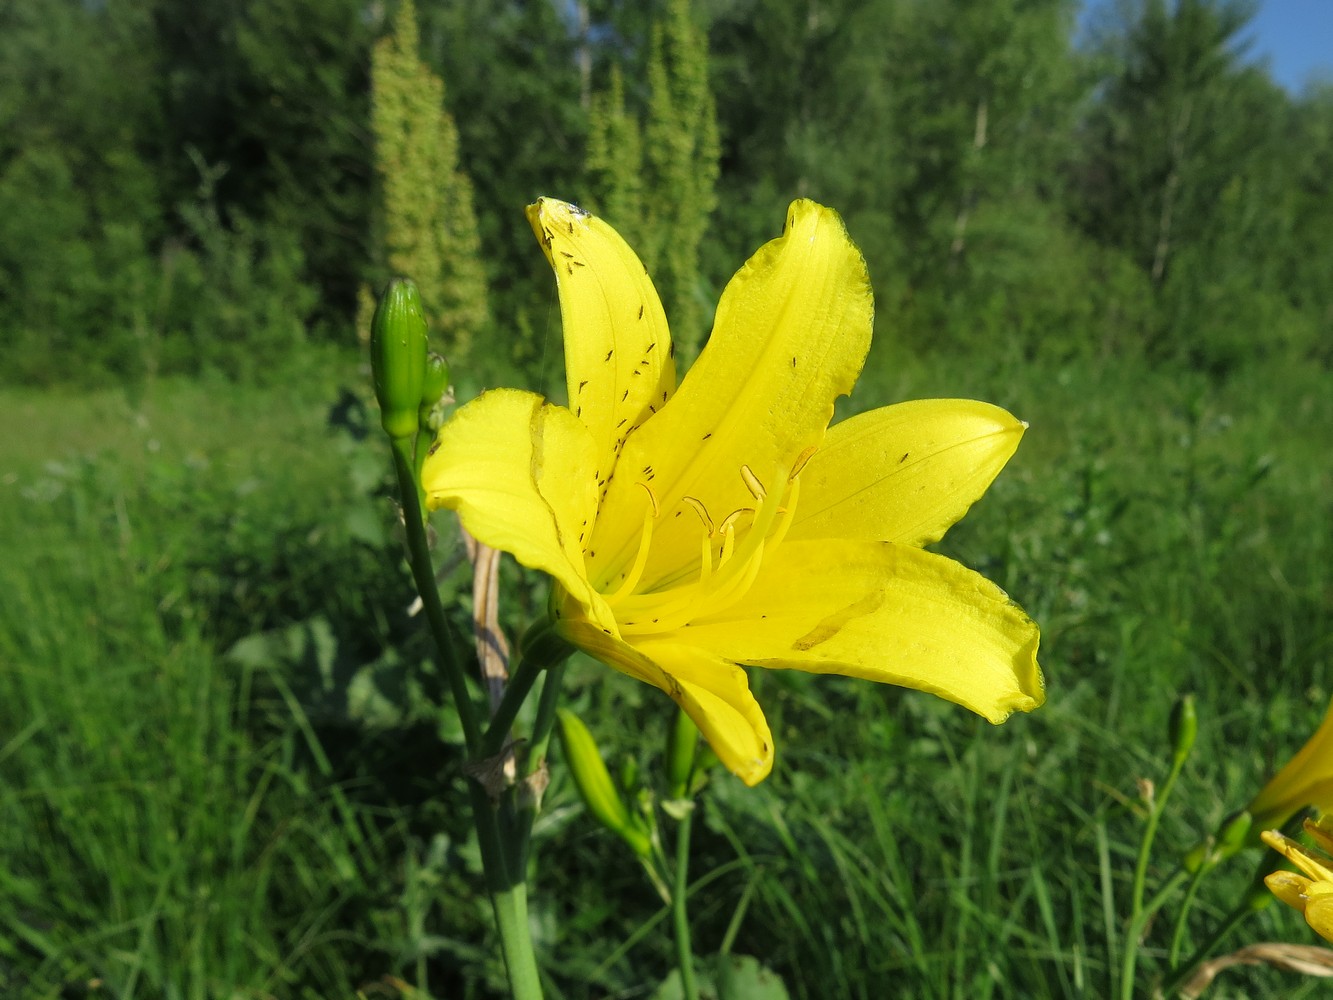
left=3, top=338, right=1329, bottom=999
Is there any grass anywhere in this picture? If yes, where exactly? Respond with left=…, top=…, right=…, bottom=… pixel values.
left=1, top=343, right=1330, bottom=998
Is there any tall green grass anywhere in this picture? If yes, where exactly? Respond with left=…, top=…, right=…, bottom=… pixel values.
left=2, top=347, right=1329, bottom=998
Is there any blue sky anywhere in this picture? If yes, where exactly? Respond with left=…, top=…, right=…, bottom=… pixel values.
left=1243, top=0, right=1333, bottom=92
left=1081, top=0, right=1332, bottom=94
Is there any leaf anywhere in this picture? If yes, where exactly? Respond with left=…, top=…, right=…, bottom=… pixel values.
left=649, top=955, right=790, bottom=1000
left=713, top=954, right=791, bottom=1000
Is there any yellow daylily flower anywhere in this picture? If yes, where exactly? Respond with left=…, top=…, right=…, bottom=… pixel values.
left=1263, top=817, right=1333, bottom=943
left=1248, top=698, right=1333, bottom=834
left=422, top=198, right=1044, bottom=785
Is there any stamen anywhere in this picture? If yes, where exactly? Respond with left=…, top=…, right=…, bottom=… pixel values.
left=616, top=458, right=805, bottom=636
left=717, top=507, right=755, bottom=535
left=740, top=464, right=767, bottom=501
left=638, top=481, right=660, bottom=517
left=717, top=522, right=737, bottom=568
left=789, top=445, right=817, bottom=480
left=603, top=490, right=657, bottom=605
left=682, top=495, right=714, bottom=535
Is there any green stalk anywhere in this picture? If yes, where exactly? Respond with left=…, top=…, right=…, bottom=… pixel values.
left=1118, top=753, right=1188, bottom=1000
left=510, top=659, right=568, bottom=875
left=390, top=436, right=480, bottom=753
left=1157, top=900, right=1252, bottom=999
left=1167, top=863, right=1208, bottom=966
left=672, top=809, right=700, bottom=1000
left=469, top=781, right=545, bottom=1000
left=483, top=655, right=545, bottom=757
left=390, top=435, right=543, bottom=999
left=1159, top=851, right=1275, bottom=998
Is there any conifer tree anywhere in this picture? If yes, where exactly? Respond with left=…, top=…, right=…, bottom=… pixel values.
left=371, top=0, right=488, bottom=359
left=586, top=0, right=719, bottom=359
left=644, top=0, right=720, bottom=358
left=586, top=65, right=644, bottom=242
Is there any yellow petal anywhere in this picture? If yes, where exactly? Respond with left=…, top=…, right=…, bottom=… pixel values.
left=1308, top=815, right=1333, bottom=856
left=556, top=619, right=774, bottom=786
left=421, top=389, right=612, bottom=629
left=1249, top=698, right=1333, bottom=831
left=680, top=539, right=1044, bottom=724
left=1305, top=885, right=1333, bottom=943
left=1262, top=829, right=1333, bottom=884
left=790, top=399, right=1026, bottom=546
left=526, top=199, right=676, bottom=478
left=1266, top=870, right=1313, bottom=912
left=590, top=199, right=873, bottom=591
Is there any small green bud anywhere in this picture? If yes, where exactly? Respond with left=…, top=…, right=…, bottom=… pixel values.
left=1182, top=839, right=1212, bottom=875
left=666, top=709, right=698, bottom=801
left=1184, top=810, right=1255, bottom=873
left=1215, top=809, right=1253, bottom=857
left=370, top=279, right=428, bottom=440
left=1169, top=694, right=1198, bottom=766
left=619, top=754, right=640, bottom=794
left=419, top=352, right=450, bottom=419
left=556, top=709, right=651, bottom=857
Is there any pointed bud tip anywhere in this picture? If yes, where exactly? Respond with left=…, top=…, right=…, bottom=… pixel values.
left=1170, top=694, right=1198, bottom=764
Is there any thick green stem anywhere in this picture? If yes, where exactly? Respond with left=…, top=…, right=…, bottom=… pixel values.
left=524, top=659, right=566, bottom=782
left=470, top=781, right=545, bottom=1000
left=390, top=435, right=543, bottom=998
left=483, top=655, right=544, bottom=757
left=509, top=659, right=568, bottom=876
left=390, top=436, right=481, bottom=753
left=672, top=810, right=699, bottom=1000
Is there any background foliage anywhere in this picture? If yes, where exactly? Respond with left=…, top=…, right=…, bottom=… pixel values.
left=2, top=0, right=1331, bottom=997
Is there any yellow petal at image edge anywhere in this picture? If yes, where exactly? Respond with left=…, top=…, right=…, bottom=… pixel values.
left=1248, top=697, right=1333, bottom=831
left=680, top=539, right=1044, bottom=724
left=420, top=388, right=614, bottom=631
left=1305, top=884, right=1333, bottom=943
left=558, top=619, right=774, bottom=786
left=792, top=398, right=1026, bottom=547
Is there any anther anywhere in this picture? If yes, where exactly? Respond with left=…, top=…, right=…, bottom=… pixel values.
left=682, top=496, right=714, bottom=536
left=789, top=445, right=817, bottom=480
left=637, top=481, right=659, bottom=517
left=740, top=465, right=767, bottom=502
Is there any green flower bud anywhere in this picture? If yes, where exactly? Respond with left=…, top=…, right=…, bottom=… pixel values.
left=1215, top=809, right=1253, bottom=858
left=419, top=352, right=450, bottom=419
left=556, top=708, right=651, bottom=857
left=619, top=754, right=640, bottom=795
left=1169, top=694, right=1198, bottom=766
left=1183, top=810, right=1255, bottom=873
left=666, top=709, right=698, bottom=801
left=1182, top=839, right=1211, bottom=875
left=370, top=279, right=428, bottom=440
